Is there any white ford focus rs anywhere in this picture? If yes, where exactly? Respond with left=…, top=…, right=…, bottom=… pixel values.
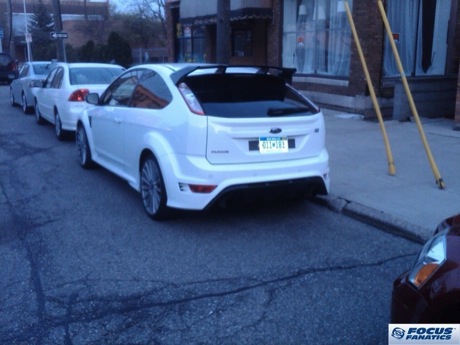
left=76, top=64, right=330, bottom=219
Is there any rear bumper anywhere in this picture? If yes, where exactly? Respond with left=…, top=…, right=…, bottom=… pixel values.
left=159, top=148, right=330, bottom=210
left=207, top=176, right=327, bottom=209
left=61, top=103, right=89, bottom=131
left=0, top=72, right=17, bottom=83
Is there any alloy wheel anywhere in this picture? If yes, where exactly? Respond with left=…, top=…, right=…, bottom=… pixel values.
left=35, top=101, right=44, bottom=125
left=141, top=156, right=168, bottom=219
left=10, top=88, right=15, bottom=106
left=22, top=93, right=28, bottom=114
left=55, top=113, right=64, bottom=140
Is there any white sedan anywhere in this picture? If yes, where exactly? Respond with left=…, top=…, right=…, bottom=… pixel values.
left=33, top=62, right=124, bottom=140
left=76, top=64, right=330, bottom=219
left=10, top=61, right=54, bottom=114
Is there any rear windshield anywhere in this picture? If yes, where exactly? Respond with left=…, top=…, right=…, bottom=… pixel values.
left=70, top=67, right=124, bottom=85
left=183, top=74, right=318, bottom=118
left=33, top=63, right=52, bottom=75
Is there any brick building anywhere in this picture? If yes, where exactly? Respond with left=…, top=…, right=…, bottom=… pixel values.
left=165, top=0, right=460, bottom=124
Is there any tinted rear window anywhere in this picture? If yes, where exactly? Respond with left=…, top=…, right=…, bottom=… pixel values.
left=184, top=74, right=318, bottom=118
left=33, top=64, right=52, bottom=75
left=70, top=67, right=124, bottom=85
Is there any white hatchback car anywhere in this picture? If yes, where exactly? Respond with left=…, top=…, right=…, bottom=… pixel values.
left=76, top=64, right=330, bottom=219
left=33, top=62, right=124, bottom=140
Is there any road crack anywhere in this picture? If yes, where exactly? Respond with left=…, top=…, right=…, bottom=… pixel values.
left=0, top=251, right=416, bottom=343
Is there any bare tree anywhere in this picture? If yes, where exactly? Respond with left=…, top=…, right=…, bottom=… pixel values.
left=132, top=0, right=166, bottom=38
left=75, top=18, right=112, bottom=46
left=112, top=12, right=162, bottom=49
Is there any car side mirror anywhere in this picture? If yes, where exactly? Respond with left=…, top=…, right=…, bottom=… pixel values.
left=29, top=79, right=44, bottom=88
left=85, top=93, right=100, bottom=105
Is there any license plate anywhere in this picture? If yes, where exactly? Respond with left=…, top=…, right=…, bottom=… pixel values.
left=259, top=137, right=288, bottom=154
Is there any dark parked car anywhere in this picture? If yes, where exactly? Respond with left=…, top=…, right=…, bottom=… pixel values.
left=391, top=213, right=460, bottom=323
left=0, top=53, right=18, bottom=84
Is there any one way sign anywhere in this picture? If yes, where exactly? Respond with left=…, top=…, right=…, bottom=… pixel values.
left=50, top=32, right=68, bottom=39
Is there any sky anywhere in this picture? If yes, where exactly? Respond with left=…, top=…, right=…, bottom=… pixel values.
left=109, top=0, right=135, bottom=13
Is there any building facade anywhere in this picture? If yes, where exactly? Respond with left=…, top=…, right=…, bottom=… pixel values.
left=166, top=0, right=460, bottom=122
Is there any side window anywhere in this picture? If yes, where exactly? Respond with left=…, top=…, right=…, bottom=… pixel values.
left=44, top=68, right=58, bottom=89
left=100, top=71, right=140, bottom=107
left=51, top=68, right=64, bottom=89
left=20, top=64, right=29, bottom=78
left=131, top=70, right=172, bottom=109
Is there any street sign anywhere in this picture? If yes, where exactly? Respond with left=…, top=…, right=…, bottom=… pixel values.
left=50, top=32, right=68, bottom=39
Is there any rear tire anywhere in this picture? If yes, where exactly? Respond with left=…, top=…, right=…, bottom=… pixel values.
left=22, top=93, right=30, bottom=114
left=140, top=155, right=170, bottom=220
left=55, top=111, right=68, bottom=141
left=35, top=100, right=45, bottom=125
left=10, top=88, right=17, bottom=107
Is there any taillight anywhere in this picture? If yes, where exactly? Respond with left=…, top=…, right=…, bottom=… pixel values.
left=8, top=61, right=17, bottom=72
left=68, top=89, right=90, bottom=102
left=189, top=184, right=217, bottom=193
left=178, top=82, right=204, bottom=115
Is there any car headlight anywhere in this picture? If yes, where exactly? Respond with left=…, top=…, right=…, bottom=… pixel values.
left=408, top=231, right=447, bottom=288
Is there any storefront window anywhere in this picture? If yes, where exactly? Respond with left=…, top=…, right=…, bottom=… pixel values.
left=177, top=25, right=206, bottom=62
left=232, top=30, right=253, bottom=57
left=383, top=0, right=451, bottom=76
left=283, top=0, right=352, bottom=77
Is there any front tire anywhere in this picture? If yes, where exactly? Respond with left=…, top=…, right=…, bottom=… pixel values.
left=140, top=155, right=169, bottom=220
left=76, top=124, right=93, bottom=169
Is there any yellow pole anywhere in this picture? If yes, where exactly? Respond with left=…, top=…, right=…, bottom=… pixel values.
left=344, top=1, right=395, bottom=175
left=377, top=0, right=445, bottom=189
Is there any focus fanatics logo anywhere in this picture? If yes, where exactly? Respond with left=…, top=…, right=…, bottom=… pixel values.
left=389, top=324, right=460, bottom=345
left=392, top=327, right=405, bottom=340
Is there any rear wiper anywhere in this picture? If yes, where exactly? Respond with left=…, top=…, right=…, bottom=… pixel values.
left=267, top=107, right=310, bottom=116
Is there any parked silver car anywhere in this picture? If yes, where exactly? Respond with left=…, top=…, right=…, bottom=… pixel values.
left=10, top=61, right=54, bottom=114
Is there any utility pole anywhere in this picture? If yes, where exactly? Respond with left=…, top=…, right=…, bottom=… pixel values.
left=52, top=0, right=66, bottom=61
left=23, top=0, right=32, bottom=61
left=216, top=0, right=230, bottom=64
left=7, top=0, right=15, bottom=57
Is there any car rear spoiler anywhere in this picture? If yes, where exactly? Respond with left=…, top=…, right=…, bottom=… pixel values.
left=170, top=65, right=297, bottom=85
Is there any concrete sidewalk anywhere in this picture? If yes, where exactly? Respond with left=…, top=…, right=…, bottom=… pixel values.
left=317, top=108, right=460, bottom=243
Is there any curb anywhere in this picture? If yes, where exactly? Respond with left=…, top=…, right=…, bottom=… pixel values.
left=314, top=195, right=429, bottom=244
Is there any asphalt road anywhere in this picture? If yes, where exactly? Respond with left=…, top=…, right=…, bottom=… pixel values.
left=0, top=84, right=421, bottom=344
